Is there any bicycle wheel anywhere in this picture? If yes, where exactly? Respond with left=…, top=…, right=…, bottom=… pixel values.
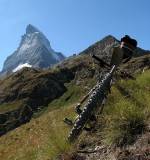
left=68, top=73, right=112, bottom=142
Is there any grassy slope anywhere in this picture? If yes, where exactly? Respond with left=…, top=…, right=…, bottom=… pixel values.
left=101, top=70, right=150, bottom=146
left=0, top=56, right=150, bottom=159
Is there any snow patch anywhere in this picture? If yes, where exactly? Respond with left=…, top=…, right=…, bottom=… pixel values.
left=13, top=63, right=32, bottom=72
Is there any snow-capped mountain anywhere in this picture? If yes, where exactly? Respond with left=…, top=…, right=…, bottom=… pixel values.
left=0, top=24, right=65, bottom=75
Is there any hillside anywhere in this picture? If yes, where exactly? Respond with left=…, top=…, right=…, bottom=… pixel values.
left=0, top=52, right=150, bottom=159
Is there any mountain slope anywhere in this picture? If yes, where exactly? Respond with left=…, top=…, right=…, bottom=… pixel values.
left=0, top=54, right=149, bottom=160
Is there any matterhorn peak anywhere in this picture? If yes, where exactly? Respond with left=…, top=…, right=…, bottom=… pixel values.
left=0, top=24, right=65, bottom=75
left=26, top=24, right=40, bottom=34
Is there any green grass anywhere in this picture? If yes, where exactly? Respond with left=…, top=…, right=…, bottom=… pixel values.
left=100, top=70, right=150, bottom=146
left=0, top=106, right=76, bottom=160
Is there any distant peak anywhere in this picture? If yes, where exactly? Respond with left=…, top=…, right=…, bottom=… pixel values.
left=26, top=24, right=40, bottom=34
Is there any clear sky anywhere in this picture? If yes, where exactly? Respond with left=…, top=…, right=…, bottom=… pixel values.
left=0, top=0, right=150, bottom=71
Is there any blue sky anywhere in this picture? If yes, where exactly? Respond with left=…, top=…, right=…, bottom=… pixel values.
left=0, top=0, right=150, bottom=71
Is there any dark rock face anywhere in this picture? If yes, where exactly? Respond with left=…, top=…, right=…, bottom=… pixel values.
left=0, top=24, right=65, bottom=75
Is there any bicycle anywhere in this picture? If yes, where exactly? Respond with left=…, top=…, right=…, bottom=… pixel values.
left=63, top=35, right=137, bottom=142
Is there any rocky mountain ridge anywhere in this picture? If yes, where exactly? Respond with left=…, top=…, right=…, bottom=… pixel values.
left=80, top=35, right=150, bottom=58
